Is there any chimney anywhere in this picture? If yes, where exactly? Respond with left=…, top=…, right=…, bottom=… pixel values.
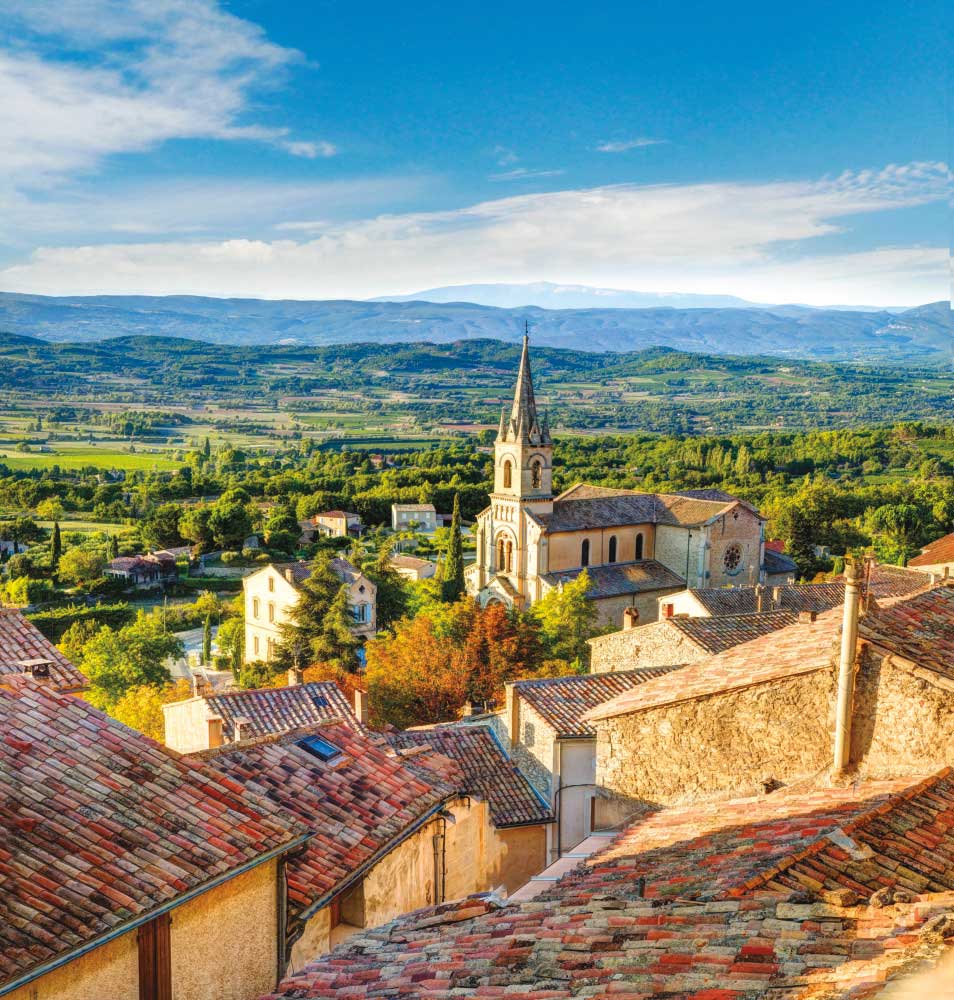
left=771, top=586, right=782, bottom=609
left=19, top=658, right=51, bottom=680
left=755, top=585, right=766, bottom=614
left=505, top=683, right=520, bottom=750
left=287, top=667, right=303, bottom=686
left=798, top=610, right=817, bottom=624
left=207, top=716, right=224, bottom=749
left=233, top=716, right=252, bottom=742
left=353, top=688, right=369, bottom=726
left=622, top=607, right=640, bottom=630
left=462, top=700, right=476, bottom=717
left=832, top=559, right=863, bottom=777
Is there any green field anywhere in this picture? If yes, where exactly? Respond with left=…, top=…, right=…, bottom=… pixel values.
left=0, top=447, right=181, bottom=471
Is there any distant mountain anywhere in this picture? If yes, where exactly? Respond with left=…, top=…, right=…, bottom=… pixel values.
left=0, top=291, right=947, bottom=364
left=372, top=281, right=761, bottom=310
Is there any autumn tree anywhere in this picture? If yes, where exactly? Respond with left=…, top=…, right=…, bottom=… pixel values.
left=111, top=679, right=192, bottom=741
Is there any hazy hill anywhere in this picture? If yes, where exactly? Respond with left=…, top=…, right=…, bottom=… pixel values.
left=0, top=291, right=947, bottom=363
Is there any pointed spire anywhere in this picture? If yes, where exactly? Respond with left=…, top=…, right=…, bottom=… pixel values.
left=506, top=326, right=550, bottom=444
left=496, top=406, right=507, bottom=442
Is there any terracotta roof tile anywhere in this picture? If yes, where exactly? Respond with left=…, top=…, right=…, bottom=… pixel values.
left=542, top=560, right=684, bottom=599
left=387, top=726, right=552, bottom=827
left=196, top=723, right=457, bottom=918
left=263, top=771, right=954, bottom=999
left=0, top=680, right=306, bottom=991
left=909, top=531, right=954, bottom=568
left=860, top=584, right=954, bottom=680
left=513, top=668, right=681, bottom=737
left=669, top=609, right=800, bottom=653
left=687, top=581, right=846, bottom=616
left=0, top=609, right=87, bottom=692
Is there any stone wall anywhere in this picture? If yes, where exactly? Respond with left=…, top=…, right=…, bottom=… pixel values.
left=591, top=587, right=681, bottom=630
left=490, top=825, right=548, bottom=893
left=594, top=669, right=836, bottom=826
left=589, top=620, right=705, bottom=673
left=706, top=506, right=763, bottom=589
left=503, top=695, right=557, bottom=799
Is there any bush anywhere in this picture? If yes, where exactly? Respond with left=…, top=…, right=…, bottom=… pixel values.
left=220, top=550, right=242, bottom=565
left=28, top=602, right=135, bottom=641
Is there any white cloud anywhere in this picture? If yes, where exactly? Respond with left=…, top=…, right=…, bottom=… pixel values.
left=493, top=145, right=519, bottom=166
left=489, top=168, right=565, bottom=181
left=0, top=162, right=946, bottom=306
left=0, top=0, right=329, bottom=188
left=596, top=138, right=667, bottom=153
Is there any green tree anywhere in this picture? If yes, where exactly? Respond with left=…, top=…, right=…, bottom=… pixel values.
left=109, top=534, right=120, bottom=559
left=202, top=613, right=212, bottom=665
left=208, top=494, right=253, bottom=550
left=441, top=493, right=465, bottom=602
left=216, top=616, right=245, bottom=671
left=362, top=538, right=409, bottom=631
left=58, top=548, right=106, bottom=587
left=142, top=503, right=185, bottom=549
left=530, top=571, right=599, bottom=668
left=868, top=503, right=925, bottom=565
left=49, top=521, right=61, bottom=570
left=203, top=436, right=212, bottom=460
left=179, top=505, right=214, bottom=552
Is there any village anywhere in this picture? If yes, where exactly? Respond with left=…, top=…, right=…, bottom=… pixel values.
left=5, top=342, right=954, bottom=999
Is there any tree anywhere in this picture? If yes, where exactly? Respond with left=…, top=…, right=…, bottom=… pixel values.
left=50, top=521, right=61, bottom=569
left=868, top=503, right=925, bottom=565
left=110, top=679, right=192, bottom=741
left=441, top=493, right=465, bottom=602
left=203, top=436, right=212, bottom=460
left=179, top=505, right=214, bottom=552
left=275, top=555, right=360, bottom=672
left=6, top=552, right=32, bottom=579
left=80, top=613, right=184, bottom=705
left=530, top=571, right=599, bottom=668
left=58, top=548, right=106, bottom=587
left=208, top=495, right=253, bottom=550
left=216, top=616, right=244, bottom=672
left=364, top=615, right=467, bottom=728
left=142, top=503, right=185, bottom=549
left=36, top=498, right=64, bottom=521
left=202, top=613, right=212, bottom=665
left=109, top=534, right=120, bottom=559
left=362, top=538, right=409, bottom=630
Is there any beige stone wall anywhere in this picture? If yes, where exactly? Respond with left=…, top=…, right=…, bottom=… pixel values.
left=657, top=590, right=713, bottom=618
left=654, top=524, right=704, bottom=587
left=504, top=697, right=558, bottom=799
left=591, top=587, right=682, bottom=630
left=244, top=565, right=299, bottom=664
left=491, top=824, right=548, bottom=894
left=162, top=695, right=214, bottom=753
left=589, top=621, right=705, bottom=673
left=170, top=859, right=279, bottom=1000
left=545, top=525, right=656, bottom=574
left=594, top=670, right=836, bottom=825
left=705, top=506, right=763, bottom=589
left=288, top=907, right=332, bottom=975
left=4, top=928, right=139, bottom=1000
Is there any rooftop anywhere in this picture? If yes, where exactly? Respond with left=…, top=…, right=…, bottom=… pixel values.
left=387, top=726, right=552, bottom=827
left=667, top=608, right=800, bottom=653
left=910, top=530, right=954, bottom=568
left=195, top=723, right=457, bottom=919
left=167, top=681, right=360, bottom=743
left=542, top=558, right=684, bottom=599
left=263, top=769, right=954, bottom=999
left=0, top=608, right=88, bottom=692
left=513, top=668, right=681, bottom=738
left=1, top=680, right=306, bottom=993
left=860, top=583, right=954, bottom=681
left=681, top=580, right=847, bottom=616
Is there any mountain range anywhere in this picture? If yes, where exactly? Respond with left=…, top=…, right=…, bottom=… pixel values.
left=0, top=290, right=947, bottom=364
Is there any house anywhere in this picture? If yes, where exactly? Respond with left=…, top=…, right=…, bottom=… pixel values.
left=194, top=720, right=496, bottom=972
left=243, top=558, right=377, bottom=664
left=104, top=552, right=177, bottom=588
left=0, top=539, right=27, bottom=556
left=261, top=766, right=954, bottom=1000
left=386, top=726, right=553, bottom=892
left=310, top=510, right=362, bottom=538
left=389, top=553, right=437, bottom=581
left=586, top=576, right=954, bottom=826
left=0, top=606, right=88, bottom=692
left=761, top=544, right=798, bottom=584
left=0, top=678, right=310, bottom=1000
left=908, top=530, right=954, bottom=576
left=588, top=608, right=799, bottom=673
left=501, top=668, right=678, bottom=858
left=391, top=503, right=439, bottom=532
left=163, top=680, right=362, bottom=753
left=466, top=336, right=783, bottom=628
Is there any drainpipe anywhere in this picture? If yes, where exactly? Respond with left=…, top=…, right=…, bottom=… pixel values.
left=832, top=559, right=862, bottom=777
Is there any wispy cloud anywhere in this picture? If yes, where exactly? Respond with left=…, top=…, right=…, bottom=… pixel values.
left=1, top=162, right=945, bottom=306
left=493, top=145, right=519, bottom=166
left=489, top=167, right=565, bottom=181
left=596, top=137, right=667, bottom=153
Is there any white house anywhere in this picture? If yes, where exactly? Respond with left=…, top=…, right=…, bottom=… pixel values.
left=391, top=503, right=439, bottom=532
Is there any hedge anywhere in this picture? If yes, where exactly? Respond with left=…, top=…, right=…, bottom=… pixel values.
left=28, top=602, right=135, bottom=641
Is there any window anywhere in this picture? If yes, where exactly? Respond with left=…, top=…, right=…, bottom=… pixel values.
left=581, top=539, right=590, bottom=567
left=268, top=576, right=274, bottom=593
left=531, top=459, right=542, bottom=489
left=266, top=637, right=274, bottom=660
left=502, top=459, right=513, bottom=489
left=137, top=912, right=171, bottom=1000
left=296, top=734, right=342, bottom=762
left=506, top=540, right=514, bottom=573
left=723, top=542, right=744, bottom=576
left=635, top=532, right=644, bottom=560
left=253, top=635, right=260, bottom=655
left=352, top=603, right=371, bottom=624
left=252, top=597, right=260, bottom=619
left=496, top=536, right=505, bottom=571
left=267, top=601, right=275, bottom=623
left=608, top=535, right=617, bottom=563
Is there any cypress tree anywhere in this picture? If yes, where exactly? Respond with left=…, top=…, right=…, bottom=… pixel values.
left=203, top=437, right=212, bottom=460
left=202, top=613, right=212, bottom=665
left=50, top=521, right=61, bottom=569
left=441, top=493, right=465, bottom=602
left=109, top=534, right=120, bottom=559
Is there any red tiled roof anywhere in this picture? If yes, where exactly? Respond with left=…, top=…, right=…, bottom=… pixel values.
left=910, top=530, right=954, bottom=568
left=196, top=723, right=457, bottom=919
left=201, top=682, right=361, bottom=742
left=861, top=562, right=933, bottom=597
left=387, top=726, right=552, bottom=827
left=669, top=609, right=799, bottom=653
left=263, top=771, right=954, bottom=999
left=0, top=680, right=307, bottom=992
left=686, top=581, right=845, bottom=616
left=860, top=584, right=954, bottom=681
left=585, top=606, right=842, bottom=722
left=0, top=608, right=87, bottom=692
left=514, top=668, right=680, bottom=737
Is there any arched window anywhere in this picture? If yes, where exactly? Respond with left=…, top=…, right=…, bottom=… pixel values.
left=581, top=539, right=590, bottom=567
left=496, top=536, right=506, bottom=571
left=531, top=459, right=543, bottom=490
left=608, top=535, right=617, bottom=563
left=506, top=541, right=514, bottom=573
left=502, top=459, right=513, bottom=489
left=635, top=532, right=644, bottom=560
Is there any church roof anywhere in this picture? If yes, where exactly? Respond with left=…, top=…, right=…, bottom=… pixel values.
left=498, top=334, right=551, bottom=447
left=542, top=559, right=684, bottom=599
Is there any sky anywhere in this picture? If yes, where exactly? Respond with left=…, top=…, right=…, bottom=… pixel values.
left=0, top=0, right=946, bottom=306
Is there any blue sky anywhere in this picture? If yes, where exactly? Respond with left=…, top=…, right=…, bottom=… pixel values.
left=0, top=0, right=946, bottom=305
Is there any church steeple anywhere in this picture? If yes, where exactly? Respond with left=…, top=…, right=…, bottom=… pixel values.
left=498, top=327, right=552, bottom=447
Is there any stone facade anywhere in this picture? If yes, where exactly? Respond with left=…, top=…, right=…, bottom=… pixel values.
left=588, top=620, right=704, bottom=673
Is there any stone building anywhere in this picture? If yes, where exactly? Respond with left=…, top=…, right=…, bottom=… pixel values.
left=309, top=510, right=362, bottom=539
left=466, top=337, right=783, bottom=627
left=243, top=558, right=377, bottom=664
left=391, top=503, right=439, bottom=532
left=1, top=678, right=309, bottom=1000
left=389, top=553, right=437, bottom=580
left=163, top=680, right=362, bottom=754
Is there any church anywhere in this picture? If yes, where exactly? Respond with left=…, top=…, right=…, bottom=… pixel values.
left=465, top=336, right=796, bottom=627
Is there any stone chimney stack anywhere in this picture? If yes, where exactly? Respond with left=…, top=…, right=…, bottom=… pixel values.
left=353, top=688, right=369, bottom=726
left=798, top=610, right=817, bottom=624
left=832, top=559, right=863, bottom=777
left=755, top=585, right=766, bottom=614
left=622, top=607, right=640, bottom=630
left=207, top=716, right=224, bottom=749
left=771, top=586, right=782, bottom=609
left=287, top=667, right=304, bottom=686
left=233, top=716, right=252, bottom=743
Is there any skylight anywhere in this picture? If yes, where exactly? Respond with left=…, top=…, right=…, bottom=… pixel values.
left=296, top=735, right=341, bottom=762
